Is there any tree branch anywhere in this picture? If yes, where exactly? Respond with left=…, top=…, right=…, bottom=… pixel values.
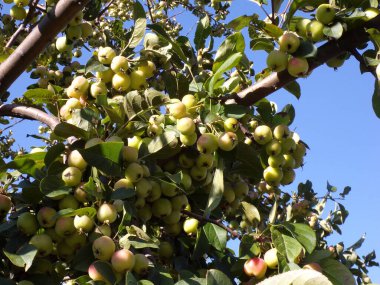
left=0, top=0, right=91, bottom=100
left=0, top=104, right=59, bottom=129
left=181, top=209, right=241, bottom=239
left=226, top=15, right=380, bottom=106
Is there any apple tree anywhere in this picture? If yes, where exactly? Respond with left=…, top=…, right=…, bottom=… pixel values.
left=0, top=0, right=379, bottom=284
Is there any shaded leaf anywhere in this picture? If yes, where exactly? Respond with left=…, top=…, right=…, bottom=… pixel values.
left=284, top=81, right=301, bottom=99
left=195, top=15, right=211, bottom=50
left=54, top=122, right=89, bottom=139
left=204, top=157, right=224, bottom=216
left=241, top=201, right=260, bottom=223
left=203, top=223, right=227, bottom=252
left=319, top=258, right=356, bottom=285
left=213, top=32, right=245, bottom=72
left=206, top=269, right=232, bottom=285
left=257, top=269, right=332, bottom=285
left=4, top=244, right=38, bottom=271
left=127, top=1, right=146, bottom=48
left=282, top=222, right=316, bottom=253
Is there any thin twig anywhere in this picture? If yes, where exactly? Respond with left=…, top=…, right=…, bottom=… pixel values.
left=181, top=209, right=241, bottom=239
left=1, top=119, right=25, bottom=132
left=270, top=0, right=275, bottom=23
left=146, top=0, right=155, bottom=23
left=98, top=0, right=117, bottom=19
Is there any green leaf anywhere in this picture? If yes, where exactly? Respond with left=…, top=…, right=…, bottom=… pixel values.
left=24, top=88, right=54, bottom=104
left=78, top=142, right=124, bottom=176
left=44, top=143, right=65, bottom=167
left=281, top=104, right=296, bottom=125
left=40, top=175, right=71, bottom=198
left=227, top=15, right=255, bottom=31
left=206, top=269, right=232, bottom=285
left=264, top=23, right=284, bottom=38
left=323, top=22, right=344, bottom=39
left=372, top=80, right=380, bottom=118
left=85, top=57, right=109, bottom=74
left=5, top=152, right=46, bottom=177
left=127, top=1, right=146, bottom=48
left=203, top=223, right=227, bottom=251
left=232, top=142, right=263, bottom=181
left=213, top=32, right=245, bottom=72
left=0, top=278, right=16, bottom=285
left=4, top=244, right=38, bottom=271
left=55, top=207, right=97, bottom=219
left=195, top=15, right=211, bottom=50
left=148, top=24, right=189, bottom=65
left=110, top=187, right=135, bottom=200
left=239, top=234, right=261, bottom=258
left=125, top=271, right=138, bottom=285
left=282, top=222, right=316, bottom=253
left=54, top=122, right=89, bottom=139
left=257, top=269, right=332, bottom=285
left=222, top=104, right=250, bottom=119
left=128, top=237, right=159, bottom=249
left=271, top=227, right=304, bottom=263
left=250, top=38, right=274, bottom=52
left=175, top=278, right=206, bottom=285
left=204, top=157, right=224, bottom=216
left=83, top=0, right=101, bottom=20
left=145, top=131, right=177, bottom=156
left=284, top=81, right=301, bottom=99
left=92, top=260, right=117, bottom=284
left=241, top=201, right=260, bottom=223
left=285, top=0, right=325, bottom=26
left=208, top=53, right=242, bottom=95
left=292, top=40, right=317, bottom=58
left=319, top=258, right=356, bottom=285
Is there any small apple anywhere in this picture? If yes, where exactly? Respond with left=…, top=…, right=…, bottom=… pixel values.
left=273, top=124, right=290, bottom=140
left=90, top=81, right=108, bottom=97
left=279, top=32, right=300, bottom=53
left=326, top=55, right=346, bottom=68
left=97, top=203, right=118, bottom=224
left=92, top=236, right=115, bottom=261
left=112, top=72, right=131, bottom=91
left=263, top=166, right=283, bottom=186
left=98, top=46, right=116, bottom=65
left=282, top=154, right=296, bottom=169
left=66, top=25, right=82, bottom=40
left=316, top=4, right=336, bottom=25
left=281, top=168, right=296, bottom=185
left=111, top=249, right=135, bottom=272
left=182, top=94, right=198, bottom=111
left=114, top=178, right=134, bottom=190
left=163, top=210, right=181, bottom=224
left=65, top=232, right=87, bottom=249
left=74, top=215, right=94, bottom=232
left=224, top=117, right=239, bottom=132
left=280, top=137, right=297, bottom=154
left=133, top=254, right=150, bottom=275
left=69, top=11, right=83, bottom=26
left=29, top=234, right=53, bottom=257
left=0, top=194, right=12, bottom=218
left=197, top=133, right=218, bottom=154
left=17, top=212, right=38, bottom=235
left=137, top=205, right=153, bottom=222
left=62, top=166, right=82, bottom=186
left=96, top=69, right=114, bottom=83
left=37, top=207, right=57, bottom=228
left=10, top=5, right=26, bottom=20
left=171, top=194, right=189, bottom=211
left=223, top=186, right=235, bottom=203
left=138, top=61, right=156, bottom=78
left=111, top=55, right=129, bottom=73
left=159, top=241, right=174, bottom=259
left=253, top=125, right=273, bottom=145
left=168, top=102, right=187, bottom=119
left=244, top=257, right=267, bottom=279
left=88, top=261, right=108, bottom=282
left=180, top=133, right=198, bottom=146
left=287, top=57, right=309, bottom=77
left=196, top=153, right=214, bottom=169
left=152, top=198, right=172, bottom=218
left=218, top=132, right=238, bottom=151
left=81, top=22, right=93, bottom=38
left=68, top=150, right=87, bottom=171
left=130, top=70, right=147, bottom=90
left=266, top=139, right=282, bottom=156
left=268, top=155, right=285, bottom=168
left=266, top=50, right=288, bottom=72
left=190, top=166, right=208, bottom=181
left=234, top=180, right=249, bottom=198
left=122, top=146, right=138, bottom=162
left=55, top=217, right=75, bottom=237
left=306, top=20, right=325, bottom=42
left=183, top=218, right=199, bottom=235
left=135, top=178, right=152, bottom=198
left=14, top=0, right=28, bottom=7
left=177, top=117, right=196, bottom=135
left=125, top=162, right=144, bottom=183
left=55, top=36, right=72, bottom=53
left=264, top=248, right=278, bottom=269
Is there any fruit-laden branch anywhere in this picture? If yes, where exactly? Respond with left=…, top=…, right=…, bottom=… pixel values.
left=181, top=209, right=241, bottom=239
left=0, top=104, right=59, bottom=129
left=228, top=15, right=380, bottom=106
left=0, top=0, right=91, bottom=100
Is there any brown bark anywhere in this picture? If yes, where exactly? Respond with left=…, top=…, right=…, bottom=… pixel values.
left=229, top=15, right=380, bottom=106
left=0, top=0, right=90, bottom=100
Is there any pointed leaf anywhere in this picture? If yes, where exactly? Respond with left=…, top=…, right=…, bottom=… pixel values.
left=257, top=269, right=332, bottom=285
left=319, top=258, right=356, bottom=285
left=206, top=269, right=232, bottom=285
left=241, top=201, right=260, bottom=223
left=4, top=244, right=38, bottom=271
left=195, top=15, right=211, bottom=50
left=127, top=1, right=146, bottom=48
left=203, top=223, right=227, bottom=252
left=282, top=222, right=316, bottom=253
left=54, top=122, right=89, bottom=139
left=213, top=32, right=245, bottom=72
left=271, top=227, right=304, bottom=263
left=204, top=157, right=224, bottom=216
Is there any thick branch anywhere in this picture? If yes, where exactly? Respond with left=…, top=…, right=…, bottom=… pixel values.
left=231, top=15, right=380, bottom=106
left=0, top=0, right=90, bottom=100
left=0, top=104, right=59, bottom=129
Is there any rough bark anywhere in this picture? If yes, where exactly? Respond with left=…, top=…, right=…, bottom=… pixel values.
left=0, top=0, right=91, bottom=99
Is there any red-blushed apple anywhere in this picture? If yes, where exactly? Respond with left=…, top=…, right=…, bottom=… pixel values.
left=244, top=257, right=267, bottom=279
left=266, top=50, right=288, bottom=72
left=37, top=207, right=57, bottom=228
left=55, top=216, right=76, bottom=237
left=111, top=249, right=135, bottom=272
left=74, top=215, right=94, bottom=232
left=88, top=261, right=108, bottom=282
left=218, top=132, right=238, bottom=151
left=287, top=57, right=309, bottom=77
left=177, top=117, right=196, bottom=135
left=111, top=55, right=129, bottom=73
left=0, top=194, right=12, bottom=218
left=197, top=133, right=218, bottom=154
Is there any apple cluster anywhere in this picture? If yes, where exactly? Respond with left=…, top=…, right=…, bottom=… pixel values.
left=244, top=248, right=278, bottom=279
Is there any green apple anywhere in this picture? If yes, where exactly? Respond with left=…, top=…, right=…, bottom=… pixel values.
left=163, top=210, right=181, bottom=224
left=144, top=32, right=161, bottom=49
left=263, top=166, right=283, bottom=186
left=283, top=154, right=296, bottom=169
left=97, top=203, right=117, bottom=224
left=234, top=180, right=249, bottom=198
left=168, top=102, right=187, bottom=119
left=316, top=4, right=336, bottom=25
left=10, top=5, right=26, bottom=20
left=98, top=46, right=116, bottom=65
left=281, top=168, right=296, bottom=185
left=165, top=222, right=182, bottom=236
left=158, top=242, right=174, bottom=260
left=268, top=155, right=285, bottom=168
left=111, top=55, right=129, bottom=73
left=66, top=25, right=82, bottom=40
left=29, top=234, right=53, bottom=257
left=253, top=125, right=273, bottom=145
left=161, top=181, right=178, bottom=197
left=218, top=132, right=238, bottom=151
left=68, top=11, right=83, bottom=26
left=74, top=215, right=94, bottom=232
left=62, top=166, right=82, bottom=186
left=14, top=0, right=28, bottom=7
left=273, top=124, right=290, bottom=140
left=293, top=142, right=307, bottom=159
left=92, top=236, right=115, bottom=261
left=55, top=36, right=72, bottom=53
left=146, top=181, right=161, bottom=202
left=137, top=204, right=153, bottom=222
left=264, top=248, right=278, bottom=269
left=147, top=123, right=163, bottom=137
left=138, top=61, right=156, bottom=78
left=148, top=114, right=165, bottom=125
left=112, top=72, right=131, bottom=91
left=133, top=254, right=150, bottom=275
left=180, top=133, right=198, bottom=146
left=190, top=166, right=208, bottom=181
left=130, top=70, right=147, bottom=90
left=244, top=257, right=267, bottom=279
left=17, top=212, right=38, bottom=235
left=306, top=20, right=325, bottom=42
left=224, top=117, right=239, bottom=132
left=152, top=198, right=172, bottom=218
left=68, top=150, right=87, bottom=171
left=96, top=69, right=114, bottom=83
left=55, top=217, right=75, bottom=237
left=223, top=185, right=235, bottom=203
left=37, top=207, right=57, bottom=228
left=90, top=81, right=108, bottom=97
left=183, top=218, right=199, bottom=235
left=65, top=232, right=86, bottom=249
left=179, top=153, right=195, bottom=168
left=111, top=249, right=135, bottom=272
left=81, top=22, right=93, bottom=38
left=287, top=57, right=309, bottom=77
left=171, top=194, right=188, bottom=211
left=125, top=162, right=144, bottom=183
left=122, top=146, right=138, bottom=162
left=279, top=32, right=300, bottom=53
left=114, top=178, right=134, bottom=190
left=326, top=56, right=345, bottom=68
left=177, top=117, right=196, bottom=135
left=135, top=178, right=152, bottom=198
left=197, top=133, right=218, bottom=154
left=196, top=153, right=214, bottom=169
left=182, top=94, right=198, bottom=111
left=266, top=50, right=288, bottom=72
left=266, top=139, right=282, bottom=156
left=296, top=18, right=311, bottom=37
left=280, top=137, right=297, bottom=153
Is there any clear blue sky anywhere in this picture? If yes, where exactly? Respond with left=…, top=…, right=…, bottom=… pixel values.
left=4, top=0, right=380, bottom=282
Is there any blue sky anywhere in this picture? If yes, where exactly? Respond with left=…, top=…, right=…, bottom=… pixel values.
left=3, top=0, right=380, bottom=282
